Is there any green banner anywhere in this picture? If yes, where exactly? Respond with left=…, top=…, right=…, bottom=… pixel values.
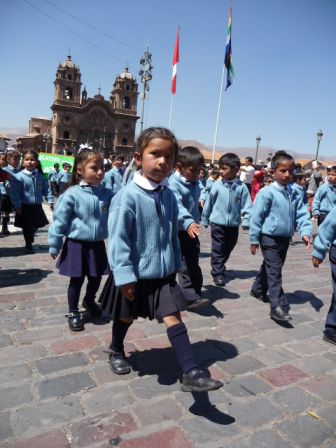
left=39, top=152, right=74, bottom=175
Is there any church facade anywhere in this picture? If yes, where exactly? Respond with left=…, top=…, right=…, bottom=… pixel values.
left=19, top=55, right=139, bottom=158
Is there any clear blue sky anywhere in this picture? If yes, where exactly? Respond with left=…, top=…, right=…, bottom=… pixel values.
left=1, top=0, right=335, bottom=157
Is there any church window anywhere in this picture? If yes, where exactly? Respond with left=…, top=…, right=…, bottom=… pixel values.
left=67, top=74, right=72, bottom=80
left=64, top=87, right=73, bottom=100
left=121, top=138, right=128, bottom=146
left=126, top=84, right=130, bottom=90
left=122, top=97, right=130, bottom=109
left=63, top=131, right=70, bottom=139
left=64, top=115, right=70, bottom=122
left=123, top=123, right=129, bottom=130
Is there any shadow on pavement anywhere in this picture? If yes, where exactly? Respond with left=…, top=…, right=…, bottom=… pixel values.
left=189, top=392, right=235, bottom=424
left=225, top=269, right=259, bottom=282
left=0, top=268, right=53, bottom=286
left=203, top=284, right=240, bottom=301
left=129, top=339, right=237, bottom=424
left=288, top=290, right=324, bottom=311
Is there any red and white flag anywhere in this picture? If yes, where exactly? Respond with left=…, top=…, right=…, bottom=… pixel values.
left=171, top=28, right=180, bottom=95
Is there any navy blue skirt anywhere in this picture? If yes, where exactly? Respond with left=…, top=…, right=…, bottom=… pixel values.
left=98, top=272, right=186, bottom=323
left=56, top=238, right=110, bottom=278
left=14, top=204, right=49, bottom=230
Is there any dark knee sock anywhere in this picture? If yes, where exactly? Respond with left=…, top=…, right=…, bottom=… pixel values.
left=167, top=322, right=198, bottom=374
left=84, top=276, right=102, bottom=303
left=2, top=216, right=9, bottom=229
left=68, top=277, right=85, bottom=312
left=110, top=319, right=132, bottom=354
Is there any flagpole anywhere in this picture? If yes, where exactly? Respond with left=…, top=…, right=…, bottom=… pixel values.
left=212, top=63, right=226, bottom=164
left=168, top=95, right=174, bottom=129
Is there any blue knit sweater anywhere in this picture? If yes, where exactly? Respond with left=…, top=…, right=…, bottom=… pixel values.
left=202, top=179, right=252, bottom=228
left=101, top=167, right=124, bottom=195
left=249, top=182, right=312, bottom=244
left=48, top=184, right=113, bottom=255
left=291, top=183, right=308, bottom=206
left=48, top=169, right=61, bottom=183
left=312, top=207, right=336, bottom=260
left=59, top=170, right=71, bottom=184
left=312, top=182, right=336, bottom=216
left=168, top=172, right=202, bottom=231
left=10, top=169, right=53, bottom=209
left=108, top=179, right=182, bottom=286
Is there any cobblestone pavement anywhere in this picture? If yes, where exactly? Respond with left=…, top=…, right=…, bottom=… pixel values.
left=1, top=213, right=336, bottom=447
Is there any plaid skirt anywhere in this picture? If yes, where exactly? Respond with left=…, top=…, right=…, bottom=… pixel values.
left=56, top=238, right=110, bottom=277
left=14, top=204, right=49, bottom=229
left=98, top=272, right=186, bottom=323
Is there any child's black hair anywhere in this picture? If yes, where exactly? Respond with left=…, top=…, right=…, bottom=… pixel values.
left=71, top=147, right=102, bottom=185
left=211, top=167, right=220, bottom=177
left=136, top=127, right=179, bottom=160
left=54, top=163, right=60, bottom=168
left=245, top=156, right=253, bottom=164
left=218, top=153, right=241, bottom=170
left=327, top=165, right=336, bottom=173
left=293, top=170, right=306, bottom=182
left=271, top=151, right=294, bottom=170
left=112, top=153, right=125, bottom=162
left=177, top=146, right=205, bottom=167
left=21, top=150, right=44, bottom=174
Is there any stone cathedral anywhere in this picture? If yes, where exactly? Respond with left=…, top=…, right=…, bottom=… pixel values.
left=20, top=55, right=139, bottom=157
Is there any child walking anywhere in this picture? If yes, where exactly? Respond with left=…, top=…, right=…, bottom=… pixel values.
left=99, top=127, right=222, bottom=392
left=199, top=167, right=220, bottom=207
left=48, top=163, right=61, bottom=197
left=202, top=153, right=252, bottom=286
left=58, top=162, right=72, bottom=195
left=250, top=151, right=312, bottom=322
left=1, top=148, right=21, bottom=236
left=312, top=166, right=336, bottom=225
left=168, top=146, right=209, bottom=309
left=10, top=150, right=53, bottom=252
left=101, top=153, right=125, bottom=195
left=48, top=148, right=113, bottom=331
left=312, top=207, right=336, bottom=344
left=291, top=170, right=308, bottom=206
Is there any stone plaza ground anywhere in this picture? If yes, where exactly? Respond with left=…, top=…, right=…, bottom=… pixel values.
left=0, top=213, right=336, bottom=447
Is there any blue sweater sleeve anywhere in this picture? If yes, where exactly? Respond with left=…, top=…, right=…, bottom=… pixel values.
left=169, top=180, right=195, bottom=231
left=48, top=192, right=74, bottom=255
left=241, top=184, right=253, bottom=228
left=295, top=197, right=312, bottom=238
left=9, top=175, right=22, bottom=209
left=42, top=176, right=54, bottom=204
left=108, top=198, right=138, bottom=286
left=249, top=190, right=270, bottom=244
left=312, top=186, right=323, bottom=216
left=201, top=184, right=217, bottom=227
left=312, top=208, right=336, bottom=260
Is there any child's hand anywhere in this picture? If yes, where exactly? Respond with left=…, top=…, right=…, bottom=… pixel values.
left=120, top=283, right=136, bottom=301
left=303, top=236, right=311, bottom=250
left=50, top=254, right=57, bottom=260
left=187, top=223, right=201, bottom=238
left=312, top=256, right=322, bottom=268
left=199, top=200, right=205, bottom=208
left=250, top=244, right=259, bottom=255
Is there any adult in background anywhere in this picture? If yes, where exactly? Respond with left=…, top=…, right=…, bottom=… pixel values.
left=239, top=157, right=255, bottom=194
left=251, top=161, right=264, bottom=202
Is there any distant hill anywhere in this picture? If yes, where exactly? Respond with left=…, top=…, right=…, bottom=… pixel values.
left=0, top=127, right=28, bottom=143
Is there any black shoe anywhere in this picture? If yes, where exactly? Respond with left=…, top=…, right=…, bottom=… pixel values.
left=186, top=297, right=210, bottom=310
left=213, top=277, right=225, bottom=286
left=181, top=368, right=223, bottom=392
left=270, top=307, right=292, bottom=322
left=109, top=351, right=131, bottom=375
left=24, top=244, right=34, bottom=254
left=323, top=330, right=336, bottom=345
left=68, top=312, right=84, bottom=331
left=1, top=228, right=10, bottom=236
left=250, top=290, right=269, bottom=303
left=82, top=299, right=102, bottom=316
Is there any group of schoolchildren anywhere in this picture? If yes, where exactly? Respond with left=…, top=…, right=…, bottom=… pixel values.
left=2, top=127, right=336, bottom=394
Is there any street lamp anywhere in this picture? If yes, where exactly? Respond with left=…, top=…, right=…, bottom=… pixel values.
left=315, top=129, right=323, bottom=161
left=43, top=134, right=51, bottom=153
left=255, top=135, right=261, bottom=164
left=139, top=45, right=153, bottom=133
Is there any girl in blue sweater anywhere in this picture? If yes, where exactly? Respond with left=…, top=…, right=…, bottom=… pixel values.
left=48, top=147, right=113, bottom=332
left=10, top=150, right=53, bottom=253
left=99, top=127, right=222, bottom=392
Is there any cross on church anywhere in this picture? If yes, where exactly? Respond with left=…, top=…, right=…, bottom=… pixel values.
left=68, top=48, right=71, bottom=59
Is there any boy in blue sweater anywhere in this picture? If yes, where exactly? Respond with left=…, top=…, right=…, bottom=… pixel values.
left=169, top=146, right=209, bottom=310
left=312, top=207, right=336, bottom=344
left=59, top=162, right=72, bottom=195
left=202, top=153, right=252, bottom=286
left=250, top=151, right=312, bottom=322
left=312, top=166, right=336, bottom=225
left=291, top=170, right=308, bottom=206
left=48, top=163, right=61, bottom=197
left=101, top=153, right=125, bottom=195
